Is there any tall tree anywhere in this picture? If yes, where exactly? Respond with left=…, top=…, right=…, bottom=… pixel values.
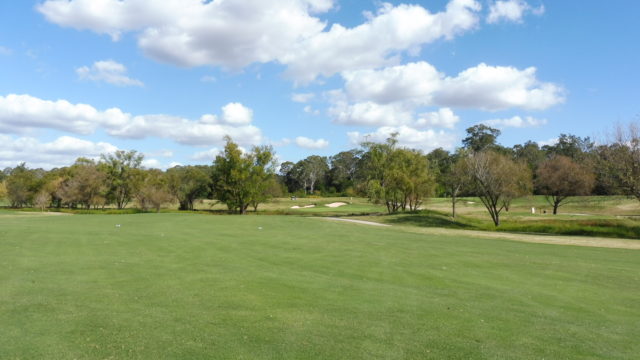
left=442, top=154, right=470, bottom=218
left=292, top=155, right=329, bottom=194
left=465, top=151, right=532, bottom=226
left=535, top=155, right=595, bottom=214
left=361, top=136, right=433, bottom=213
left=57, top=158, right=108, bottom=209
left=5, top=163, right=40, bottom=208
left=462, top=124, right=501, bottom=152
left=328, top=149, right=362, bottom=194
left=136, top=169, right=174, bottom=212
left=100, top=150, right=144, bottom=209
left=211, top=137, right=276, bottom=214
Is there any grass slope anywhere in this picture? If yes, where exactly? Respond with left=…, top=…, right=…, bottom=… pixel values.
left=1, top=213, right=639, bottom=359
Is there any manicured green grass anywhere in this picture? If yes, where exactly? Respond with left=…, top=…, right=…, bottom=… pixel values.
left=1, top=213, right=639, bottom=359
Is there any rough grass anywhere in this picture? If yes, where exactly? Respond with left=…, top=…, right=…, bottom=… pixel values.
left=1, top=213, right=639, bottom=359
left=382, top=209, right=640, bottom=239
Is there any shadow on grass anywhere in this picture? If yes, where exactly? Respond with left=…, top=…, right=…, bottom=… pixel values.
left=386, top=210, right=474, bottom=229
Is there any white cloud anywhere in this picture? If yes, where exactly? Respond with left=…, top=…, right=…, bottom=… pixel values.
left=191, top=148, right=221, bottom=161
left=482, top=115, right=547, bottom=128
left=0, top=46, right=12, bottom=55
left=537, top=137, right=558, bottom=147
left=283, top=0, right=483, bottom=83
left=330, top=100, right=415, bottom=127
left=342, top=62, right=441, bottom=105
left=221, top=102, right=253, bottom=125
left=38, top=0, right=483, bottom=83
left=292, top=92, right=315, bottom=103
left=347, top=126, right=456, bottom=152
left=142, top=158, right=161, bottom=169
left=295, top=136, right=329, bottom=149
left=0, top=134, right=118, bottom=169
left=0, top=94, right=263, bottom=147
left=341, top=61, right=564, bottom=112
left=0, top=94, right=113, bottom=134
left=487, top=0, right=544, bottom=24
left=415, top=108, right=460, bottom=129
left=76, top=60, right=143, bottom=87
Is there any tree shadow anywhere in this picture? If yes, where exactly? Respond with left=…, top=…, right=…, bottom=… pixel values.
left=386, top=211, right=474, bottom=229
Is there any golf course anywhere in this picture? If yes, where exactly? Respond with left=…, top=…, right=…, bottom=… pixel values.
left=1, top=206, right=639, bottom=359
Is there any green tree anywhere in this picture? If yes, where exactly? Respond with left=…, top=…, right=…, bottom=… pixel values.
left=462, top=124, right=501, bottom=152
left=328, top=149, right=362, bottom=194
left=100, top=150, right=144, bottom=209
left=136, top=169, right=174, bottom=212
left=292, top=155, right=329, bottom=194
left=361, top=136, right=433, bottom=213
left=167, top=166, right=212, bottom=210
left=5, top=163, right=39, bottom=208
left=211, top=137, right=276, bottom=214
left=57, top=158, right=108, bottom=209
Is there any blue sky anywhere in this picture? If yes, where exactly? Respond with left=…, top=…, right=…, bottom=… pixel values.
left=0, top=0, right=638, bottom=169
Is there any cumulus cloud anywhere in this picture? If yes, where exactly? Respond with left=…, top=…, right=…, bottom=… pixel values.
left=415, top=108, right=460, bottom=129
left=295, top=136, right=329, bottom=149
left=0, top=94, right=111, bottom=134
left=329, top=61, right=561, bottom=129
left=76, top=60, right=144, bottom=87
left=482, top=115, right=547, bottom=128
left=347, top=126, right=457, bottom=152
left=0, top=94, right=263, bottom=147
left=341, top=61, right=564, bottom=112
left=38, top=0, right=483, bottom=82
left=0, top=46, right=12, bottom=55
left=0, top=134, right=118, bottom=169
left=487, top=0, right=544, bottom=24
left=283, top=0, right=483, bottom=83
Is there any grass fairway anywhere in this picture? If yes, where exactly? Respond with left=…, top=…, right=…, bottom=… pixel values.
left=1, top=213, right=639, bottom=359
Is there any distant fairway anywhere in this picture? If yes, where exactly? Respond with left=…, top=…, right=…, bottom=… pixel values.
left=1, top=213, right=639, bottom=359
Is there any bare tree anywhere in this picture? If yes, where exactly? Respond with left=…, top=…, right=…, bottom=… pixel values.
left=465, top=151, right=532, bottom=226
left=443, top=158, right=469, bottom=218
left=536, top=155, right=595, bottom=214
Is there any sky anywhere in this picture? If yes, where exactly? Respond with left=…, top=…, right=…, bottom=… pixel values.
left=0, top=0, right=638, bottom=169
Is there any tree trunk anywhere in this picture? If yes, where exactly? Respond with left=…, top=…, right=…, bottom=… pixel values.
left=452, top=193, right=456, bottom=218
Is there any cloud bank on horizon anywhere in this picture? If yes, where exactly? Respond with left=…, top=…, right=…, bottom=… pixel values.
left=0, top=0, right=580, bottom=168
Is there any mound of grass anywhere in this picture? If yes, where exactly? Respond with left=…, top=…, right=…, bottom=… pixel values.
left=1, top=213, right=639, bottom=359
left=379, top=209, right=640, bottom=239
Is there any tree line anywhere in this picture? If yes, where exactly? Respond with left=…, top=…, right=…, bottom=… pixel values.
left=1, top=124, right=639, bottom=226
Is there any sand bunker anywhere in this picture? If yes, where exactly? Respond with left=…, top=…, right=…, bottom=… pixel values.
left=323, top=217, right=390, bottom=227
left=290, top=205, right=316, bottom=209
left=325, top=202, right=347, bottom=208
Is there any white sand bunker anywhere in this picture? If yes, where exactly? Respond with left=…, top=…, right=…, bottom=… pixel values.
left=290, top=205, right=316, bottom=209
left=325, top=202, right=347, bottom=208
